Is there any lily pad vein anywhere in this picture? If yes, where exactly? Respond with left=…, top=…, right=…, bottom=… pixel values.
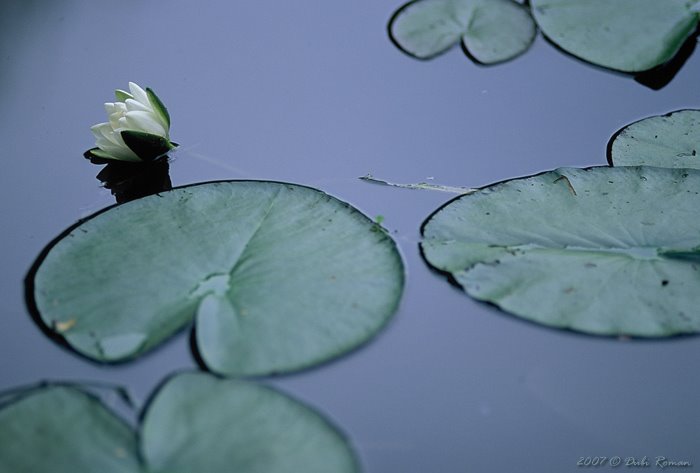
left=227, top=187, right=282, bottom=281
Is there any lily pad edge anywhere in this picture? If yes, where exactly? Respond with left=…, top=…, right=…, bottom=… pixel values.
left=606, top=108, right=700, bottom=167
left=0, top=371, right=363, bottom=472
left=387, top=0, right=536, bottom=64
left=419, top=165, right=700, bottom=340
left=26, top=179, right=406, bottom=372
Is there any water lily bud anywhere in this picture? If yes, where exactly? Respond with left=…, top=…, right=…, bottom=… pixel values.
left=85, top=82, right=176, bottom=163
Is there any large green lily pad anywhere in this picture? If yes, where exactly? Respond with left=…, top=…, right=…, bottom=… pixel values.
left=530, top=0, right=700, bottom=72
left=609, top=109, right=700, bottom=169
left=30, top=181, right=404, bottom=376
left=0, top=373, right=359, bottom=473
left=421, top=166, right=700, bottom=337
left=389, top=0, right=536, bottom=63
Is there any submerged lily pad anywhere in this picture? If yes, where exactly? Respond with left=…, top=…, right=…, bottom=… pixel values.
left=530, top=0, right=700, bottom=72
left=609, top=109, right=700, bottom=169
left=389, top=0, right=536, bottom=63
left=421, top=166, right=700, bottom=337
left=30, top=181, right=404, bottom=376
left=0, top=373, right=359, bottom=473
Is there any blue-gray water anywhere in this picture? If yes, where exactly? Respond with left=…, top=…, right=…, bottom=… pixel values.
left=1, top=1, right=698, bottom=471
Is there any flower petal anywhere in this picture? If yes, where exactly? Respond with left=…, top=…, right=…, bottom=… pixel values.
left=123, top=110, right=167, bottom=137
left=125, top=98, right=151, bottom=113
left=91, top=123, right=140, bottom=161
left=96, top=140, right=141, bottom=161
left=115, top=89, right=133, bottom=102
left=128, top=82, right=150, bottom=107
left=91, top=122, right=110, bottom=136
left=107, top=102, right=127, bottom=129
left=92, top=123, right=119, bottom=146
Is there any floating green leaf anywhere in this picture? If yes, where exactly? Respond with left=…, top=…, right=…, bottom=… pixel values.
left=421, top=166, right=700, bottom=337
left=389, top=0, right=536, bottom=63
left=0, top=373, right=360, bottom=473
left=609, top=109, right=700, bottom=169
left=141, top=373, right=359, bottom=473
left=530, top=0, right=700, bottom=72
left=0, top=384, right=139, bottom=473
left=30, top=181, right=404, bottom=376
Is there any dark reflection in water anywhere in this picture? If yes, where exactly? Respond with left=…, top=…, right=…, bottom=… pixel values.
left=635, top=26, right=699, bottom=90
left=93, top=159, right=172, bottom=204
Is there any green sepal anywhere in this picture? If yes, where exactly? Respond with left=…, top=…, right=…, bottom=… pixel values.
left=84, top=147, right=119, bottom=165
left=120, top=131, right=173, bottom=162
left=115, top=89, right=133, bottom=102
left=146, top=87, right=171, bottom=128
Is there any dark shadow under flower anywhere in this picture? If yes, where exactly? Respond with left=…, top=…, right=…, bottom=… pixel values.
left=96, top=159, right=172, bottom=204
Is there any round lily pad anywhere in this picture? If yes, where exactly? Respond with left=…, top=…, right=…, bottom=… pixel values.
left=0, top=384, right=139, bottom=473
left=530, top=0, right=700, bottom=72
left=421, top=166, right=700, bottom=337
left=0, top=373, right=360, bottom=473
left=29, top=181, right=404, bottom=376
left=142, top=372, right=359, bottom=473
left=389, top=0, right=536, bottom=63
left=609, top=109, right=700, bottom=169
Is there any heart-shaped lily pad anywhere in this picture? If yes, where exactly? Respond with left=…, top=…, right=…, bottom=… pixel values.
left=0, top=372, right=359, bottom=473
left=389, top=0, right=536, bottom=63
left=421, top=166, right=700, bottom=337
left=29, top=181, right=404, bottom=376
left=608, top=109, right=700, bottom=169
left=530, top=0, right=700, bottom=72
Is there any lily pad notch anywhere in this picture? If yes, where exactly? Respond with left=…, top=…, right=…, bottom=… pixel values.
left=388, top=0, right=700, bottom=87
left=388, top=0, right=537, bottom=64
left=27, top=180, right=405, bottom=377
left=0, top=372, right=361, bottom=473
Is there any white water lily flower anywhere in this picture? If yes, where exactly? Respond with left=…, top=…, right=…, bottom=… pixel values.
left=86, top=82, right=175, bottom=163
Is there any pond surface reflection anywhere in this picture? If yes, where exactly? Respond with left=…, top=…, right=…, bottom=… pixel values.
left=1, top=1, right=699, bottom=472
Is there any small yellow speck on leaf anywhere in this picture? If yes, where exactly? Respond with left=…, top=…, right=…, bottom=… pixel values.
left=54, top=319, right=76, bottom=333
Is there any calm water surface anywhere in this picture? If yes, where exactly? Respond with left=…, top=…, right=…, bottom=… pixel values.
left=1, top=1, right=699, bottom=472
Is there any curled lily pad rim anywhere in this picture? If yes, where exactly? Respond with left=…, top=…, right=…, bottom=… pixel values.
left=387, top=0, right=536, bottom=64
left=418, top=165, right=700, bottom=341
left=529, top=0, right=700, bottom=74
left=387, top=0, right=442, bottom=61
left=606, top=108, right=700, bottom=167
left=534, top=24, right=700, bottom=88
left=25, top=179, right=406, bottom=372
left=532, top=25, right=700, bottom=90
